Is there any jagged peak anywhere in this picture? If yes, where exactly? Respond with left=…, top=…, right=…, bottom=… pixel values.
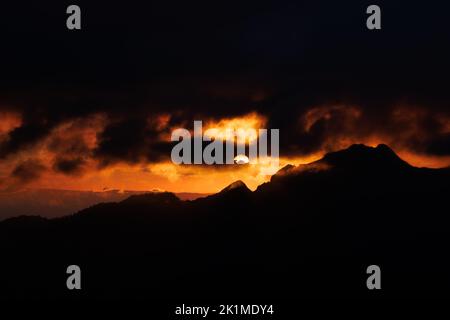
left=270, top=144, right=410, bottom=182
left=276, top=164, right=295, bottom=175
left=219, top=180, right=250, bottom=193
left=375, top=143, right=398, bottom=156
left=320, top=143, right=410, bottom=168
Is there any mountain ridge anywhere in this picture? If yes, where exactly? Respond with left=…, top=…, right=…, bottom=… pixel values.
left=1, top=143, right=449, bottom=299
left=1, top=143, right=447, bottom=223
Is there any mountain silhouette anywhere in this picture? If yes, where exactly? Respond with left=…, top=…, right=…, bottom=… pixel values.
left=219, top=180, right=250, bottom=193
left=203, top=180, right=252, bottom=203
left=320, top=143, right=410, bottom=169
left=1, top=144, right=449, bottom=299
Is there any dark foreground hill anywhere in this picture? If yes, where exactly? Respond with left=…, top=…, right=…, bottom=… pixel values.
left=1, top=144, right=449, bottom=299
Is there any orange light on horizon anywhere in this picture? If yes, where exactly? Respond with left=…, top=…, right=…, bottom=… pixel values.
left=2, top=109, right=450, bottom=194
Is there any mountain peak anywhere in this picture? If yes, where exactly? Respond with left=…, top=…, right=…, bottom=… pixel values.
left=219, top=180, right=250, bottom=193
left=276, top=164, right=295, bottom=175
left=120, top=192, right=180, bottom=205
left=375, top=143, right=398, bottom=156
left=320, top=143, right=409, bottom=169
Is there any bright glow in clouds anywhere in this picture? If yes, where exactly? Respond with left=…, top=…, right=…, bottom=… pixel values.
left=234, top=154, right=249, bottom=164
left=170, top=114, right=279, bottom=166
left=2, top=109, right=450, bottom=194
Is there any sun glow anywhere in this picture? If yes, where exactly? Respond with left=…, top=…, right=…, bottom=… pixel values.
left=202, top=112, right=267, bottom=143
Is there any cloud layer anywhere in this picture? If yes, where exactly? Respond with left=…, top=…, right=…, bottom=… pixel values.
left=1, top=1, right=449, bottom=191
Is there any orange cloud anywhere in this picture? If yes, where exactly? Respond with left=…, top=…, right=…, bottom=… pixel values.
left=0, top=111, right=22, bottom=138
left=303, top=105, right=361, bottom=133
left=1, top=107, right=450, bottom=194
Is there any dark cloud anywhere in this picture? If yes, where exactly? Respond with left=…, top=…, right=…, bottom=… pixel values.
left=93, top=117, right=174, bottom=167
left=426, top=134, right=450, bottom=156
left=0, top=123, right=50, bottom=159
left=12, top=160, right=46, bottom=183
left=53, top=157, right=86, bottom=175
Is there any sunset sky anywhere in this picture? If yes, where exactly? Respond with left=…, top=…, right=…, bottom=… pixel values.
left=1, top=2, right=450, bottom=194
